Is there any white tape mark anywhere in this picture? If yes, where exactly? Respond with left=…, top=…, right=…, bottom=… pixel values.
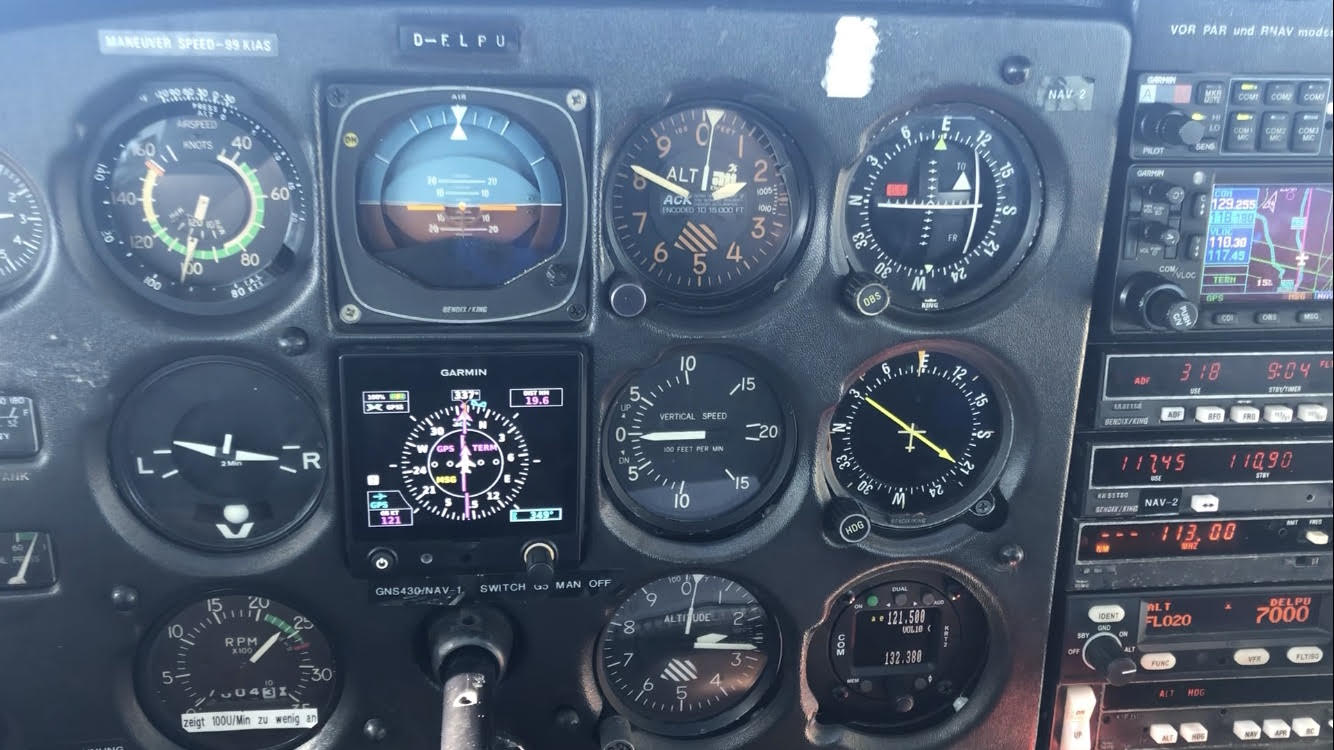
left=822, top=17, right=880, bottom=99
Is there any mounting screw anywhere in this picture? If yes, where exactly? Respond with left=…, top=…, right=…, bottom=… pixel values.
left=110, top=585, right=139, bottom=612
left=343, top=132, right=359, bottom=148
left=327, top=86, right=348, bottom=108
left=567, top=303, right=587, bottom=321
left=554, top=706, right=582, bottom=730
left=566, top=89, right=588, bottom=112
left=971, top=496, right=996, bottom=517
left=339, top=304, right=362, bottom=324
left=997, top=543, right=1025, bottom=568
left=546, top=263, right=573, bottom=286
left=833, top=685, right=851, bottom=700
left=362, top=718, right=388, bottom=742
left=277, top=327, right=309, bottom=356
left=1000, top=55, right=1032, bottom=85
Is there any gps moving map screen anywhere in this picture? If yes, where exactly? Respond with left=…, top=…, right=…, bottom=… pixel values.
left=1201, top=183, right=1333, bottom=304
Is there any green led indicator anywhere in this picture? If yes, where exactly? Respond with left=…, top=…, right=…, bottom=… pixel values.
left=866, top=594, right=880, bottom=607
left=390, top=392, right=407, bottom=401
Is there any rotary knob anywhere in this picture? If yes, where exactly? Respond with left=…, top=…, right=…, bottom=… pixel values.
left=1082, top=633, right=1137, bottom=686
left=1137, top=105, right=1207, bottom=147
left=1118, top=273, right=1199, bottom=331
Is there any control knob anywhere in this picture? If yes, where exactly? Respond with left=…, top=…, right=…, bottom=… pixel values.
left=1139, top=222, right=1181, bottom=247
left=1082, top=632, right=1137, bottom=686
left=1140, top=180, right=1186, bottom=205
left=1137, top=104, right=1207, bottom=147
left=1118, top=273, right=1199, bottom=331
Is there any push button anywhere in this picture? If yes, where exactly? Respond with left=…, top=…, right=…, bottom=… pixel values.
left=1233, top=648, right=1270, bottom=666
left=1297, top=80, right=1330, bottom=106
left=1231, top=81, right=1262, bottom=105
left=1297, top=309, right=1328, bottom=324
left=1292, top=112, right=1323, bottom=153
left=1228, top=405, right=1260, bottom=423
left=1254, top=311, right=1281, bottom=325
left=1296, top=403, right=1329, bottom=422
left=1259, top=112, right=1290, bottom=152
left=1305, top=529, right=1330, bottom=546
left=1226, top=112, right=1258, bottom=151
left=1190, top=193, right=1209, bottom=219
left=1184, top=234, right=1204, bottom=261
left=1195, top=81, right=1225, bottom=105
left=1179, top=722, right=1209, bottom=743
left=1265, top=82, right=1297, bottom=105
left=1140, top=652, right=1177, bottom=671
left=1087, top=604, right=1126, bottom=623
left=1233, top=720, right=1262, bottom=740
left=1210, top=311, right=1239, bottom=326
left=1262, top=719, right=1291, bottom=739
left=1262, top=405, right=1293, bottom=423
left=1149, top=724, right=1179, bottom=744
left=1194, top=406, right=1225, bottom=424
left=1286, top=645, right=1324, bottom=664
left=1189, top=494, right=1220, bottom=513
left=1159, top=406, right=1185, bottom=422
left=1292, top=717, right=1321, bottom=737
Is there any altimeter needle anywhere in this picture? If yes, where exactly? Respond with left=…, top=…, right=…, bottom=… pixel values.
left=630, top=164, right=691, bottom=199
left=863, top=396, right=955, bottom=463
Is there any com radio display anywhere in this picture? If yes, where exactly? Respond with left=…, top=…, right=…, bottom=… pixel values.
left=339, top=349, right=585, bottom=544
left=1200, top=183, right=1333, bottom=305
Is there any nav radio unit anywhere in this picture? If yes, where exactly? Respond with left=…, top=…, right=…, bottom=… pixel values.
left=1111, top=165, right=1332, bottom=333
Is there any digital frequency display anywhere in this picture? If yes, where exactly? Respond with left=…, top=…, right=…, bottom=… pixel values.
left=1090, top=441, right=1332, bottom=487
left=1103, top=352, right=1333, bottom=399
left=1140, top=592, right=1325, bottom=638
left=1200, top=183, right=1333, bottom=305
left=1078, top=517, right=1328, bottom=561
left=340, top=350, right=584, bottom=543
left=851, top=607, right=941, bottom=675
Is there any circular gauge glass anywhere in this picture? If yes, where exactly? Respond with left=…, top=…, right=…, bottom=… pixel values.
left=0, top=153, right=50, bottom=297
left=603, top=349, right=795, bottom=537
left=597, top=573, right=780, bottom=736
left=606, top=102, right=808, bottom=308
left=110, top=357, right=327, bottom=550
left=827, top=346, right=1008, bottom=530
left=398, top=399, right=531, bottom=521
left=87, top=86, right=312, bottom=314
left=843, top=104, right=1042, bottom=312
left=138, top=594, right=338, bottom=750
left=357, top=102, right=563, bottom=288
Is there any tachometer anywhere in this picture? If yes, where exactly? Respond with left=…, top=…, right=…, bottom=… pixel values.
left=138, top=593, right=338, bottom=750
left=842, top=104, right=1042, bottom=312
left=85, top=83, right=312, bottom=315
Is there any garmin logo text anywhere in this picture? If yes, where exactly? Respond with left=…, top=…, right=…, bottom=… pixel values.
left=440, top=368, right=487, bottom=377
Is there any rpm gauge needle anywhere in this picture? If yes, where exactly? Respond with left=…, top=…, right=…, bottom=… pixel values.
left=630, top=164, right=691, bottom=199
left=249, top=630, right=282, bottom=664
left=863, top=396, right=956, bottom=463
